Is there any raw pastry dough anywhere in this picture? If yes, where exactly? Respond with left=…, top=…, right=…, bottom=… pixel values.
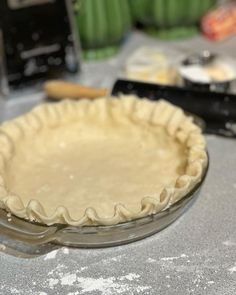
left=0, top=96, right=207, bottom=226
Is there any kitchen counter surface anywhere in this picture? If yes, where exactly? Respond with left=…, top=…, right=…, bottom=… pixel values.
left=0, top=32, right=236, bottom=295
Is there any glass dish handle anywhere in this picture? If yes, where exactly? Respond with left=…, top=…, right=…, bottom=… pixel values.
left=0, top=208, right=57, bottom=245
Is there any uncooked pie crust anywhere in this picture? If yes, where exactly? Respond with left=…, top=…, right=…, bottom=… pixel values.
left=0, top=96, right=207, bottom=226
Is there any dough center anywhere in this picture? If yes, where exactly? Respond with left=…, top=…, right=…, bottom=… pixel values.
left=6, top=124, right=186, bottom=219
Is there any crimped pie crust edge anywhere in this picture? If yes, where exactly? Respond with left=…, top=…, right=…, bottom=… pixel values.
left=0, top=95, right=208, bottom=226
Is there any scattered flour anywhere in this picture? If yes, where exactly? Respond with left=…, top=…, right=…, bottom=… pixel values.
left=9, top=288, right=20, bottom=294
left=79, top=266, right=88, bottom=272
left=147, top=258, right=156, bottom=263
left=228, top=265, right=236, bottom=273
left=61, top=274, right=77, bottom=286
left=76, top=276, right=151, bottom=294
left=44, top=250, right=58, bottom=260
left=77, top=277, right=115, bottom=293
left=160, top=254, right=188, bottom=261
left=48, top=263, right=65, bottom=275
left=119, top=273, right=140, bottom=281
left=44, top=266, right=150, bottom=295
left=48, top=278, right=59, bottom=288
left=222, top=240, right=236, bottom=246
left=62, top=247, right=70, bottom=255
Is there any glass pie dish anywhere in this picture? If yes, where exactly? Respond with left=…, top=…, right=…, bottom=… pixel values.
left=0, top=157, right=208, bottom=248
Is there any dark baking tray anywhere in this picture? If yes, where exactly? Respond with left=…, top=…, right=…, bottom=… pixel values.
left=112, top=79, right=236, bottom=138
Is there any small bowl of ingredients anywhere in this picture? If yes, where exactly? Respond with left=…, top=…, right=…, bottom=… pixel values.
left=179, top=51, right=236, bottom=92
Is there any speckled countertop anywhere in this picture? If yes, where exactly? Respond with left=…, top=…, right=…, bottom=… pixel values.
left=0, top=32, right=236, bottom=295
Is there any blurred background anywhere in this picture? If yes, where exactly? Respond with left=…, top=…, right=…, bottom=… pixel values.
left=0, top=0, right=236, bottom=131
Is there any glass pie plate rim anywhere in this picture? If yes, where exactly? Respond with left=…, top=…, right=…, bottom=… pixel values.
left=0, top=155, right=209, bottom=248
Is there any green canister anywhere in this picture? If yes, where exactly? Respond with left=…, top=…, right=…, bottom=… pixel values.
left=75, top=0, right=131, bottom=60
left=129, top=0, right=217, bottom=39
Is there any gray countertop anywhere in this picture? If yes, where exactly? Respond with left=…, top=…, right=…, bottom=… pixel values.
left=0, top=32, right=236, bottom=295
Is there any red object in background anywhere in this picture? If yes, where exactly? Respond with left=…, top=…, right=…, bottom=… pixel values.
left=201, top=2, right=236, bottom=41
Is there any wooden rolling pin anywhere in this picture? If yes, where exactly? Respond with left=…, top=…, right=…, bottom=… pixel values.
left=44, top=80, right=108, bottom=100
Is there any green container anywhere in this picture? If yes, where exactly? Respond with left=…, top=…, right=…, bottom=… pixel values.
left=75, top=0, right=131, bottom=60
left=129, top=0, right=217, bottom=39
